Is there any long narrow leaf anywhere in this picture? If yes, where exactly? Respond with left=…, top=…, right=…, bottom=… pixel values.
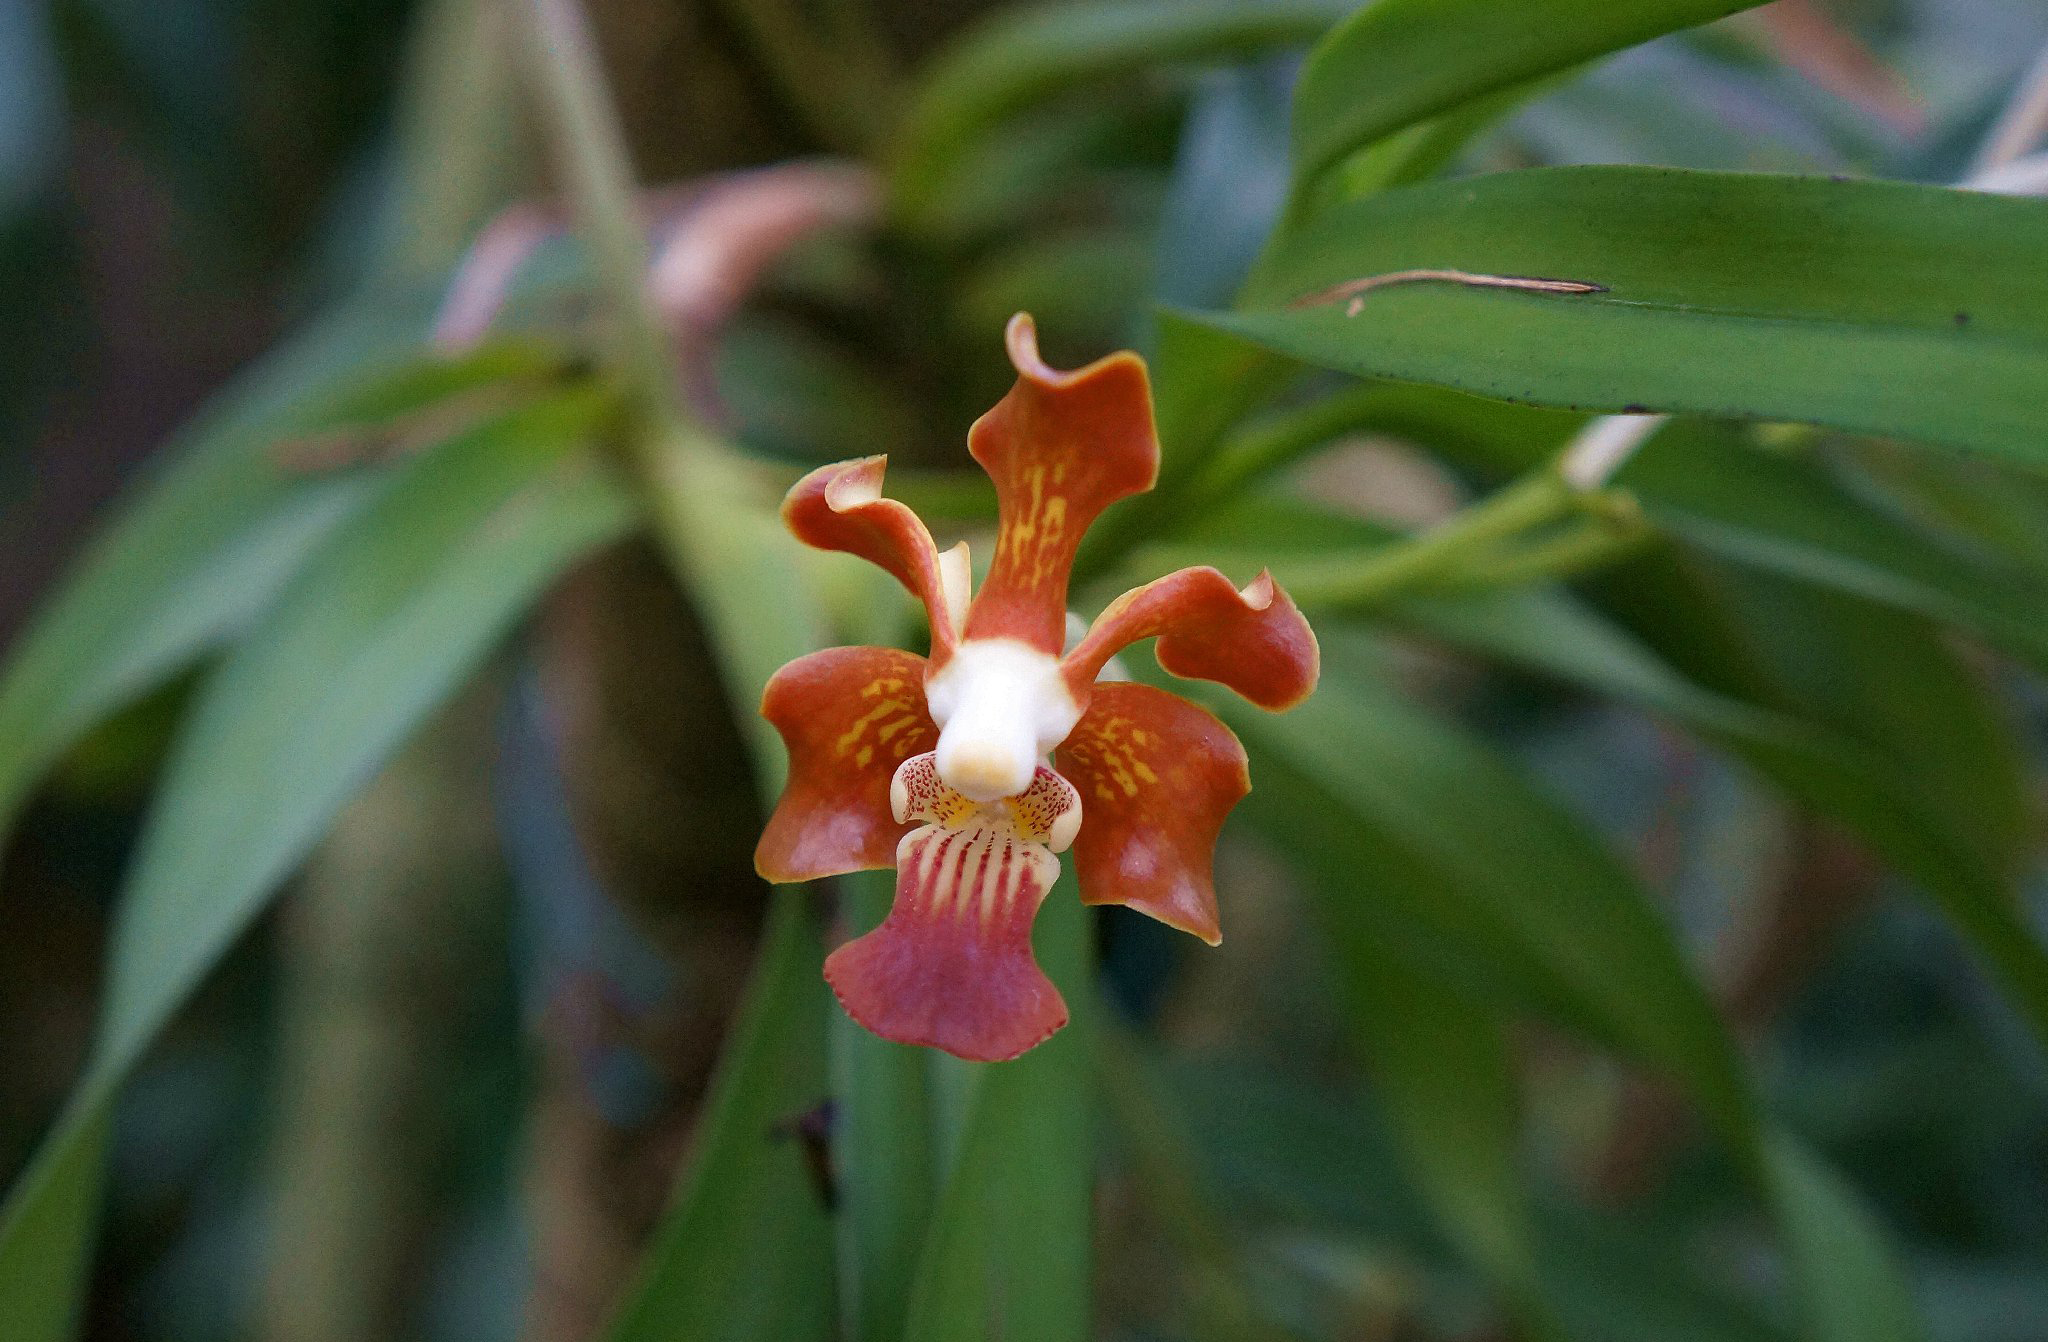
left=902, top=876, right=1093, bottom=1342
left=1209, top=169, right=2048, bottom=463
left=599, top=444, right=843, bottom=1338
left=1232, top=667, right=1921, bottom=1342
left=1327, top=927, right=1563, bottom=1338
left=894, top=0, right=1354, bottom=219
left=830, top=871, right=937, bottom=1342
left=0, top=318, right=564, bottom=842
left=0, top=389, right=634, bottom=1339
left=603, top=888, right=836, bottom=1342
left=1287, top=0, right=1766, bottom=197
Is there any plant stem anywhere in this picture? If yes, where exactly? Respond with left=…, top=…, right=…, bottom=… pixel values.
left=515, top=0, right=692, bottom=435
left=384, top=0, right=526, bottom=284
left=1435, top=512, right=1649, bottom=591
left=710, top=0, right=899, bottom=154
left=1282, top=469, right=1575, bottom=608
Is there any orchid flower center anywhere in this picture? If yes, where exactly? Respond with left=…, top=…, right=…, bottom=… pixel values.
left=923, top=638, right=1082, bottom=803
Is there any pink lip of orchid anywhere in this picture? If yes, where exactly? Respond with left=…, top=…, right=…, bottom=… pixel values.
left=755, top=313, right=1320, bottom=1062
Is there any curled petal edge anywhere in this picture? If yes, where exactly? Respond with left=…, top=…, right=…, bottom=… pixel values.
left=1063, top=566, right=1319, bottom=709
left=783, top=456, right=959, bottom=662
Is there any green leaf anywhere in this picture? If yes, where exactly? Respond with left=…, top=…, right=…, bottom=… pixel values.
left=1325, top=928, right=1562, bottom=1338
left=643, top=440, right=836, bottom=775
left=1624, top=431, right=2048, bottom=677
left=0, top=1109, right=106, bottom=1342
left=1161, top=387, right=2048, bottom=1045
left=1141, top=493, right=1789, bottom=750
left=0, top=316, right=565, bottom=842
left=1232, top=667, right=1751, bottom=1133
left=1851, top=445, right=2048, bottom=580
left=1330, top=75, right=1561, bottom=198
left=1760, top=1134, right=1922, bottom=1342
left=1589, top=554, right=2048, bottom=1042
left=592, top=441, right=850, bottom=1340
left=831, top=871, right=937, bottom=1342
left=1288, top=0, right=1766, bottom=196
left=1207, top=168, right=2048, bottom=463
left=1232, top=666, right=1921, bottom=1341
left=893, top=0, right=1354, bottom=221
left=902, top=875, right=1093, bottom=1342
left=0, top=389, right=635, bottom=1339
left=1074, top=313, right=1298, bottom=582
left=604, top=888, right=837, bottom=1342
left=1095, top=1024, right=1289, bottom=1342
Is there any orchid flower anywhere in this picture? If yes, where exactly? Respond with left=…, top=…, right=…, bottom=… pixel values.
left=755, top=314, right=1319, bottom=1062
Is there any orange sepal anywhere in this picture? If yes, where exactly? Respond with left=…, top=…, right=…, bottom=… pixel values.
left=755, top=646, right=937, bottom=883
left=1056, top=683, right=1249, bottom=944
left=962, top=313, right=1161, bottom=653
left=783, top=456, right=959, bottom=661
left=1063, top=567, right=1319, bottom=709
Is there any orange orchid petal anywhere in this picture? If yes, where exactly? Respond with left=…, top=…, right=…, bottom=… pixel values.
left=823, top=754, right=1078, bottom=1060
left=756, top=646, right=937, bottom=883
left=962, top=313, right=1160, bottom=654
left=1063, top=567, right=1319, bottom=709
left=1056, top=684, right=1248, bottom=945
left=783, top=456, right=959, bottom=661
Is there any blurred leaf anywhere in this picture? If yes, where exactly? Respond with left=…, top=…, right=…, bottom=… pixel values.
left=959, top=229, right=1155, bottom=339
left=296, top=337, right=569, bottom=432
left=1152, top=60, right=1295, bottom=311
left=902, top=876, right=1092, bottom=1342
left=1165, top=1055, right=1797, bottom=1341
left=1706, top=572, right=2027, bottom=873
left=1229, top=664, right=1921, bottom=1340
left=599, top=438, right=850, bottom=1339
left=1760, top=1134, right=1922, bottom=1342
left=1585, top=551, right=2048, bottom=1025
left=1168, top=401, right=2046, bottom=1043
left=718, top=317, right=923, bottom=466
left=646, top=441, right=834, bottom=775
left=1231, top=666, right=1751, bottom=1128
left=830, top=870, right=936, bottom=1342
left=894, top=0, right=1352, bottom=220
left=1537, top=1197, right=1788, bottom=1342
left=1096, top=1023, right=1288, bottom=1342
left=1287, top=0, right=1766, bottom=197
left=0, top=1109, right=105, bottom=1342
left=1851, top=445, right=2048, bottom=580
left=1327, top=926, right=1563, bottom=1338
left=1144, top=493, right=1789, bottom=749
left=0, top=0, right=61, bottom=215
left=1149, top=311, right=1296, bottom=485
left=1075, top=314, right=1297, bottom=580
left=0, top=315, right=565, bottom=842
left=1267, top=506, right=2048, bottom=1048
left=0, top=388, right=634, bottom=1337
left=1333, top=76, right=1556, bottom=196
left=1209, top=169, right=2048, bottom=462
left=604, top=888, right=836, bottom=1342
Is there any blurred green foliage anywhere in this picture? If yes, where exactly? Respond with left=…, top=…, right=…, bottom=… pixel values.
left=2, top=1, right=2047, bottom=1340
